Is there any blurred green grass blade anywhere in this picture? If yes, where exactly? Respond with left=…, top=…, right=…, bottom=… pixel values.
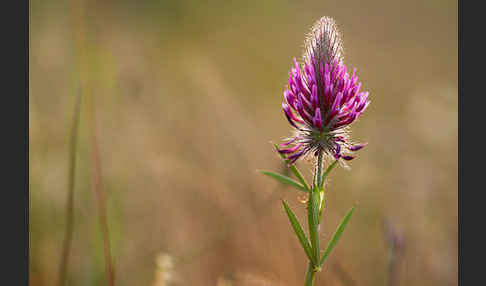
left=320, top=206, right=355, bottom=266
left=57, top=88, right=82, bottom=286
left=282, top=200, right=315, bottom=264
left=259, top=170, right=308, bottom=192
left=274, top=144, right=310, bottom=190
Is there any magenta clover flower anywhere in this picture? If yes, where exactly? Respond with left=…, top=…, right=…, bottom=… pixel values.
left=280, top=17, right=369, bottom=165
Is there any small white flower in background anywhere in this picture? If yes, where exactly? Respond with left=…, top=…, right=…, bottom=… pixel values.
left=152, top=253, right=178, bottom=286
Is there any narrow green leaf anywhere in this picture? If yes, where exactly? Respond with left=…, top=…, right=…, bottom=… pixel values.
left=320, top=206, right=355, bottom=266
left=320, top=159, right=338, bottom=187
left=274, top=144, right=310, bottom=191
left=258, top=170, right=308, bottom=192
left=282, top=200, right=315, bottom=264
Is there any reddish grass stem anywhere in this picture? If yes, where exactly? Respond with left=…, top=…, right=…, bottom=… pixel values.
left=88, top=102, right=115, bottom=286
left=67, top=0, right=116, bottom=283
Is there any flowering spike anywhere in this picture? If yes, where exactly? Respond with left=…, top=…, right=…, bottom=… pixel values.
left=278, top=17, right=369, bottom=165
left=267, top=17, right=370, bottom=286
left=304, top=17, right=344, bottom=67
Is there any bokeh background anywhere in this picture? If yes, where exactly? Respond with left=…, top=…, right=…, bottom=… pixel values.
left=29, top=0, right=457, bottom=285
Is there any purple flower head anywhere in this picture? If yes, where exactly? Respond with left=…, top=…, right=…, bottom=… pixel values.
left=279, top=17, right=369, bottom=165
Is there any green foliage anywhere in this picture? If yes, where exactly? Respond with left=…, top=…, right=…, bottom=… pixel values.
left=282, top=200, right=315, bottom=264
left=258, top=170, right=308, bottom=192
left=320, top=207, right=355, bottom=266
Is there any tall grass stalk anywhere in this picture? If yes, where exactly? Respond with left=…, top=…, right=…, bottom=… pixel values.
left=67, top=0, right=115, bottom=283
left=88, top=108, right=115, bottom=286
left=56, top=89, right=82, bottom=286
left=83, top=61, right=115, bottom=285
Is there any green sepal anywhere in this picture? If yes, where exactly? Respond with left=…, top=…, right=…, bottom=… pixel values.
left=282, top=200, right=316, bottom=264
left=258, top=170, right=308, bottom=192
left=319, top=206, right=355, bottom=266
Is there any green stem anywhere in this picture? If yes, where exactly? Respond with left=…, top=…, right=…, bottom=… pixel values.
left=306, top=150, right=324, bottom=285
left=305, top=153, right=340, bottom=285
left=316, top=151, right=323, bottom=188
left=304, top=262, right=317, bottom=286
left=308, top=188, right=320, bottom=264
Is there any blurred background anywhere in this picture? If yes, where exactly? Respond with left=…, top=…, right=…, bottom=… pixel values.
left=29, top=0, right=457, bottom=285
